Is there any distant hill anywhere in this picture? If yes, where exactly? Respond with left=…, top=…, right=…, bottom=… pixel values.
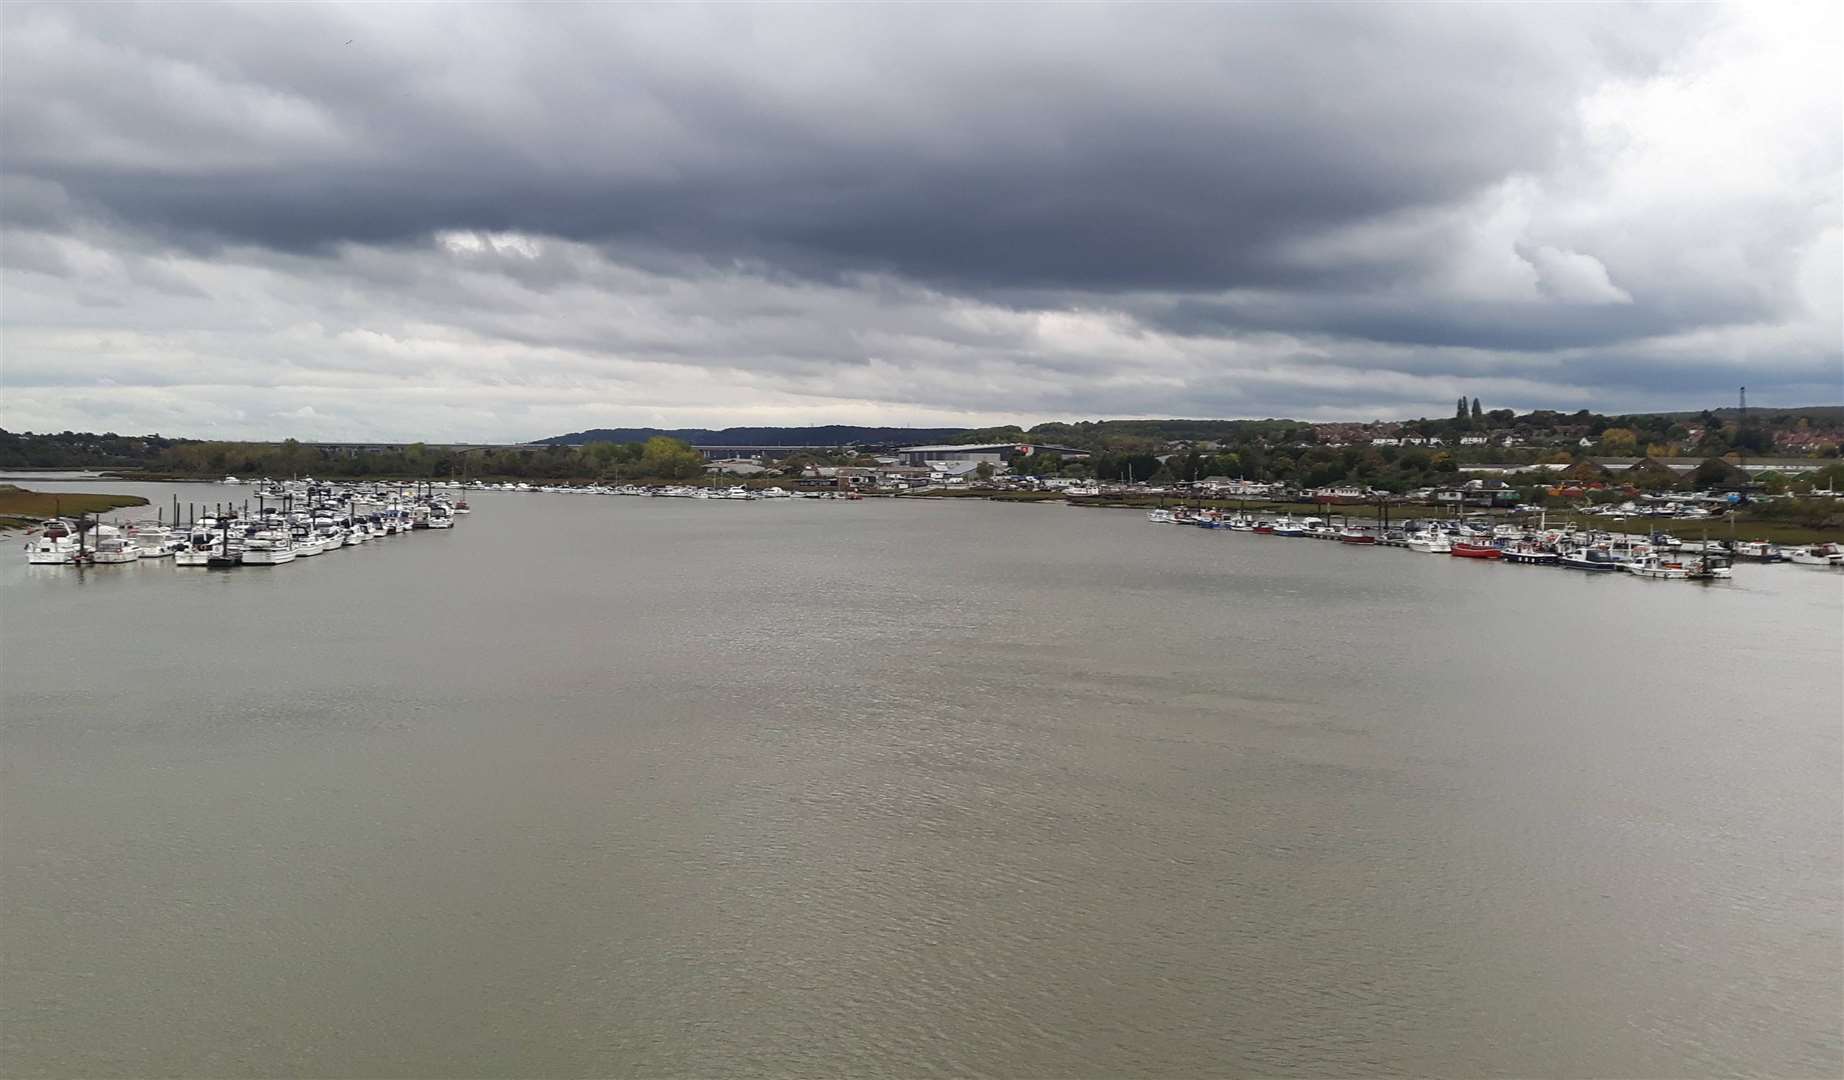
left=1664, top=405, right=1844, bottom=422
left=533, top=425, right=970, bottom=447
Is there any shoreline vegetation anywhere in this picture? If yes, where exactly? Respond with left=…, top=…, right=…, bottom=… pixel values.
left=0, top=485, right=149, bottom=531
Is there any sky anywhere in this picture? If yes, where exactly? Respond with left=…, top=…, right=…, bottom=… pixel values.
left=1, top=3, right=1839, bottom=442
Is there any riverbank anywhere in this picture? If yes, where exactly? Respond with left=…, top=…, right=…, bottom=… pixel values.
left=909, top=491, right=1843, bottom=545
left=0, top=485, right=150, bottom=531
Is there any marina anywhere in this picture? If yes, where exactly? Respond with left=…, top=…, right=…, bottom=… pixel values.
left=17, top=473, right=1839, bottom=594
left=1138, top=506, right=1822, bottom=582
left=15, top=480, right=461, bottom=568
left=20, top=477, right=1837, bottom=587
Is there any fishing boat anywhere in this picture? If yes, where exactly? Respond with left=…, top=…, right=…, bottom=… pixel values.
left=1271, top=518, right=1306, bottom=537
left=1336, top=527, right=1376, bottom=544
left=1449, top=540, right=1502, bottom=559
left=1558, top=548, right=1621, bottom=572
left=1731, top=540, right=1783, bottom=562
left=1501, top=542, right=1559, bottom=566
left=1686, top=553, right=1734, bottom=580
left=1623, top=555, right=1690, bottom=580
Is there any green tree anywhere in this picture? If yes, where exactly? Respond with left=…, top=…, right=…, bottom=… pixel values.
left=638, top=437, right=706, bottom=480
left=1598, top=428, right=1639, bottom=455
left=1470, top=398, right=1483, bottom=423
left=1691, top=457, right=1746, bottom=489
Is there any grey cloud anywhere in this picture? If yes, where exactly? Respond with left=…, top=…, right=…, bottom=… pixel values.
left=5, top=5, right=1697, bottom=284
left=0, top=2, right=1837, bottom=439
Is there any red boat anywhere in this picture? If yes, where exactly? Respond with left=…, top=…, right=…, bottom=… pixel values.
left=1450, top=541, right=1502, bottom=559
left=1337, top=530, right=1377, bottom=544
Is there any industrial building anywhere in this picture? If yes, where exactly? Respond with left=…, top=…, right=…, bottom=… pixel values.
left=896, top=443, right=1090, bottom=467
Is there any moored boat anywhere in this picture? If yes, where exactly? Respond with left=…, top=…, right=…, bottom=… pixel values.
left=240, top=532, right=297, bottom=565
left=1731, top=541, right=1783, bottom=563
left=1786, top=543, right=1844, bottom=568
left=1623, top=555, right=1690, bottom=579
left=86, top=529, right=140, bottom=564
left=1501, top=542, right=1559, bottom=566
left=1449, top=541, right=1502, bottom=559
left=1559, top=549, right=1621, bottom=572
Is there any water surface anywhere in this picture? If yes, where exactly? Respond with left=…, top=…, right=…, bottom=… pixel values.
left=4, top=485, right=1840, bottom=1076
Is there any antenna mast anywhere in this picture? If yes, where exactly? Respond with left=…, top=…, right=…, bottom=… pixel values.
left=1738, top=386, right=1747, bottom=472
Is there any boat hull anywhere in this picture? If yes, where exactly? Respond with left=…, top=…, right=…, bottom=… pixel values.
left=1503, top=551, right=1558, bottom=565
left=1450, top=543, right=1501, bottom=559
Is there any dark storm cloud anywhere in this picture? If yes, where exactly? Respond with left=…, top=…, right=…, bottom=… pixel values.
left=0, top=2, right=1837, bottom=439
left=4, top=4, right=1692, bottom=288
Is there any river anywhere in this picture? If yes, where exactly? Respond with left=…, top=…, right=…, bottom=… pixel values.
left=3, top=480, right=1839, bottom=1076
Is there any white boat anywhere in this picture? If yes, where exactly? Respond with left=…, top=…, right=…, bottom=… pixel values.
left=240, top=533, right=297, bottom=565
left=1406, top=532, right=1452, bottom=554
left=292, top=535, right=325, bottom=557
left=174, top=546, right=211, bottom=566
left=130, top=525, right=185, bottom=558
left=87, top=531, right=140, bottom=564
left=1786, top=544, right=1844, bottom=568
left=1622, top=555, right=1690, bottom=580
left=1146, top=509, right=1177, bottom=524
left=24, top=522, right=79, bottom=564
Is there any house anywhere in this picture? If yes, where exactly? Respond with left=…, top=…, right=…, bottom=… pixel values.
left=706, top=458, right=770, bottom=476
left=898, top=443, right=1090, bottom=467
left=1459, top=435, right=1489, bottom=446
left=1370, top=437, right=1402, bottom=447
left=1433, top=478, right=1521, bottom=507
left=1312, top=483, right=1375, bottom=502
left=1197, top=476, right=1278, bottom=496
